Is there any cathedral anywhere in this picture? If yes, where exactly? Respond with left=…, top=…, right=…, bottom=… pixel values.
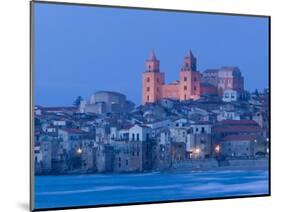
left=142, top=50, right=244, bottom=105
left=142, top=50, right=201, bottom=105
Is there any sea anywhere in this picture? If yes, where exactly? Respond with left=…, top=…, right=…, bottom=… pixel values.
left=34, top=169, right=269, bottom=209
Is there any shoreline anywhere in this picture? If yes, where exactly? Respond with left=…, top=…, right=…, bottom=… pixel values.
left=35, top=160, right=269, bottom=177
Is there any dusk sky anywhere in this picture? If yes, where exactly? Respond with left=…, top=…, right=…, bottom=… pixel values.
left=34, top=2, right=269, bottom=106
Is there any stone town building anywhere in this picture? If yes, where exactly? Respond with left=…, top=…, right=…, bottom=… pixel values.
left=95, top=145, right=115, bottom=172
left=169, top=122, right=212, bottom=159
left=189, top=122, right=212, bottom=158
left=79, top=91, right=135, bottom=114
left=212, top=120, right=264, bottom=156
left=34, top=141, right=52, bottom=174
left=153, top=130, right=172, bottom=170
left=201, top=67, right=244, bottom=96
left=142, top=50, right=201, bottom=104
left=108, top=124, right=154, bottom=172
left=219, top=135, right=266, bottom=158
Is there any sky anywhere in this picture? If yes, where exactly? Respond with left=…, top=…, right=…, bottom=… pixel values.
left=34, top=2, right=269, bottom=106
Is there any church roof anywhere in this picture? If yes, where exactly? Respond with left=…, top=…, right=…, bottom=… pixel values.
left=148, top=50, right=157, bottom=60
left=189, top=50, right=195, bottom=58
left=185, top=49, right=195, bottom=59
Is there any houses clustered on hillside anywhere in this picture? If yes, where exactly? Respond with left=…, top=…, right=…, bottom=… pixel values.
left=34, top=89, right=269, bottom=175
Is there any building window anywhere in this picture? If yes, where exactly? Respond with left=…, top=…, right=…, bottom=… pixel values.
left=194, top=86, right=197, bottom=91
left=157, top=87, right=159, bottom=92
left=126, top=160, right=128, bottom=166
left=184, top=77, right=187, bottom=81
left=184, top=94, right=187, bottom=99
left=194, top=77, right=197, bottom=82
left=147, top=87, right=150, bottom=92
left=147, top=77, right=150, bottom=82
left=184, top=86, right=187, bottom=90
left=136, top=133, right=140, bottom=141
left=146, top=133, right=150, bottom=140
left=157, top=78, right=160, bottom=83
left=201, top=127, right=205, bottom=134
left=132, top=133, right=135, bottom=141
left=147, top=96, right=149, bottom=101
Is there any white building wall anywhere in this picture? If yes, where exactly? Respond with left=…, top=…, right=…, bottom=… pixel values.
left=129, top=125, right=151, bottom=141
left=223, top=90, right=238, bottom=102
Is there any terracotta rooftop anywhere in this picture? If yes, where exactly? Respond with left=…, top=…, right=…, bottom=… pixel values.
left=41, top=106, right=77, bottom=112
left=203, top=69, right=219, bottom=73
left=200, top=82, right=217, bottom=87
left=61, top=128, right=86, bottom=134
left=121, top=124, right=134, bottom=130
left=217, top=120, right=258, bottom=126
left=213, top=125, right=262, bottom=133
left=222, top=134, right=258, bottom=142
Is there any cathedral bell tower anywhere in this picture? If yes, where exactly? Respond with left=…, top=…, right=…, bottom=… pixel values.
left=179, top=50, right=201, bottom=100
left=142, top=50, right=164, bottom=105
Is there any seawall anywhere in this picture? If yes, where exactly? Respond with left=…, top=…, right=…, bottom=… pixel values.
left=171, top=158, right=269, bottom=172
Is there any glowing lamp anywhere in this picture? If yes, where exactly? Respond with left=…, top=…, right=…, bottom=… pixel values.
left=194, top=148, right=201, bottom=154
left=77, top=148, right=82, bottom=154
left=215, top=145, right=220, bottom=153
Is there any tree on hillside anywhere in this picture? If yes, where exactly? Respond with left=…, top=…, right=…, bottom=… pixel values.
left=254, top=89, right=259, bottom=97
left=73, top=96, right=83, bottom=107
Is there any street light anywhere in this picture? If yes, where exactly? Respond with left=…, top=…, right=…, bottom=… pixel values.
left=77, top=148, right=82, bottom=155
left=215, top=145, right=220, bottom=153
left=194, top=148, right=201, bottom=154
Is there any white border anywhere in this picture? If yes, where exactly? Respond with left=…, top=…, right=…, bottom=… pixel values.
left=0, top=0, right=280, bottom=211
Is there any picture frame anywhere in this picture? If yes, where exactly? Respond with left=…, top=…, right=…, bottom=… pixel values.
left=30, top=1, right=271, bottom=211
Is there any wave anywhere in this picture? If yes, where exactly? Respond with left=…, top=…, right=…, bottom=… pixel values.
left=37, top=184, right=181, bottom=196
left=187, top=180, right=268, bottom=194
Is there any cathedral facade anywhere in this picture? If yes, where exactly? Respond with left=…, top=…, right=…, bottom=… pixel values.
left=142, top=50, right=201, bottom=105
left=142, top=50, right=245, bottom=105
